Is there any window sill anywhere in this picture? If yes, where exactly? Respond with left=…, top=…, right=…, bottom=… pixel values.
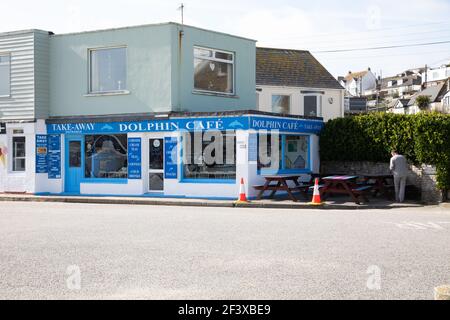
left=192, top=90, right=239, bottom=99
left=180, top=178, right=236, bottom=184
left=84, top=90, right=130, bottom=97
left=258, top=169, right=312, bottom=176
left=7, top=171, right=27, bottom=176
left=81, top=178, right=129, bottom=184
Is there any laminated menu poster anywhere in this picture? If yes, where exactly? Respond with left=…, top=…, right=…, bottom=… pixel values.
left=128, top=138, right=142, bottom=179
left=164, top=137, right=178, bottom=179
left=35, top=135, right=48, bottom=173
left=48, top=134, right=61, bottom=179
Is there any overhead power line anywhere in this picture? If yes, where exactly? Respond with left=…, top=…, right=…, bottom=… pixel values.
left=313, top=40, right=450, bottom=53
left=266, top=20, right=450, bottom=41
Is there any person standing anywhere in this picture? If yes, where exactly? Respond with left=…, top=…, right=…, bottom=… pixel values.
left=390, top=150, right=409, bottom=203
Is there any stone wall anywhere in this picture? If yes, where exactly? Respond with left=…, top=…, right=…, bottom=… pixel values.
left=320, top=161, right=444, bottom=204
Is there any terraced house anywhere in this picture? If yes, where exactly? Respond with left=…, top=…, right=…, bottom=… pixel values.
left=0, top=22, right=330, bottom=199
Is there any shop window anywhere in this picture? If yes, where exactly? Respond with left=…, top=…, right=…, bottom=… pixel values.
left=85, top=134, right=128, bottom=179
left=89, top=47, right=127, bottom=93
left=304, top=96, right=318, bottom=117
left=12, top=136, right=26, bottom=172
left=182, top=131, right=236, bottom=181
left=272, top=95, right=290, bottom=114
left=194, top=47, right=234, bottom=95
left=258, top=134, right=309, bottom=173
left=257, top=134, right=281, bottom=170
left=284, top=135, right=308, bottom=170
left=0, top=54, right=10, bottom=97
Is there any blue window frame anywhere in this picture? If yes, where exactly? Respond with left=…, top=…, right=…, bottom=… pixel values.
left=257, top=133, right=311, bottom=175
left=79, top=133, right=129, bottom=184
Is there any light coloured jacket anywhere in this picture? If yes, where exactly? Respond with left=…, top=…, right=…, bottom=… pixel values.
left=390, top=155, right=409, bottom=177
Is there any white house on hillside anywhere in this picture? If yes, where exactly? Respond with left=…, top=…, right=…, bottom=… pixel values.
left=339, top=68, right=377, bottom=97
left=256, top=47, right=345, bottom=122
left=423, top=64, right=450, bottom=87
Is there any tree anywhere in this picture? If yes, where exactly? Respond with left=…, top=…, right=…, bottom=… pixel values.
left=416, top=95, right=431, bottom=111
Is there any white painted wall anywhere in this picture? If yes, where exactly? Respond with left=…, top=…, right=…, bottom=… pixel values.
left=0, top=120, right=48, bottom=193
left=423, top=65, right=450, bottom=84
left=257, top=85, right=344, bottom=122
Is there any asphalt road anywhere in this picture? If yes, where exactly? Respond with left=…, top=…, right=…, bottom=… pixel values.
left=0, top=201, right=449, bottom=300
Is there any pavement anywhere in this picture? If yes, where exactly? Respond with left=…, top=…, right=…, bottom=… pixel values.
left=0, top=193, right=428, bottom=210
left=0, top=201, right=449, bottom=300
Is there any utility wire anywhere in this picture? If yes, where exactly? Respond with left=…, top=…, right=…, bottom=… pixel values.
left=265, top=20, right=450, bottom=41
left=313, top=40, right=450, bottom=53
left=268, top=27, right=450, bottom=46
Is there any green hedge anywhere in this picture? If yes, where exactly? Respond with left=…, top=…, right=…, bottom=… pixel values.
left=319, top=113, right=450, bottom=191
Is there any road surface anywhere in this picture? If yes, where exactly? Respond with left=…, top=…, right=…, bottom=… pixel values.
left=0, top=201, right=449, bottom=299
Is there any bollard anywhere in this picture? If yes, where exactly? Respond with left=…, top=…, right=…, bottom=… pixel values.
left=434, top=285, right=450, bottom=300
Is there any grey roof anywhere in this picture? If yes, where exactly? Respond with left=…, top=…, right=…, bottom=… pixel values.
left=408, top=83, right=446, bottom=106
left=391, top=98, right=410, bottom=108
left=256, top=47, right=343, bottom=90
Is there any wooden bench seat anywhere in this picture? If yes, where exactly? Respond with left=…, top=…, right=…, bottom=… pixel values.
left=352, top=185, right=373, bottom=193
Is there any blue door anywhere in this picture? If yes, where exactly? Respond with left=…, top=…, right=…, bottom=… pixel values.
left=65, top=136, right=83, bottom=193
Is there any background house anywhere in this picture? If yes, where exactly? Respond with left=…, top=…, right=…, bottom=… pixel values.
left=423, top=63, right=450, bottom=88
left=339, top=68, right=377, bottom=97
left=256, top=47, right=345, bottom=122
left=405, top=82, right=448, bottom=114
left=379, top=70, right=422, bottom=99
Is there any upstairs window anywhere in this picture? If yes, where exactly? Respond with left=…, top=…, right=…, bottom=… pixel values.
left=304, top=96, right=319, bottom=117
left=194, top=47, right=234, bottom=95
left=272, top=95, right=290, bottom=114
left=89, top=47, right=127, bottom=94
left=0, top=54, right=10, bottom=97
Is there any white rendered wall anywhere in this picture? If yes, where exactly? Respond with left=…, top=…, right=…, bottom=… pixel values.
left=0, top=121, right=43, bottom=193
left=257, top=86, right=344, bottom=122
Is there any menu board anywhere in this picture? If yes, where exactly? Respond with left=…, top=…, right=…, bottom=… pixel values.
left=48, top=134, right=61, bottom=179
left=35, top=135, right=48, bottom=173
left=128, top=138, right=142, bottom=179
left=164, top=137, right=178, bottom=179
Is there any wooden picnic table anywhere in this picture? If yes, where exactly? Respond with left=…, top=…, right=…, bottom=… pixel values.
left=254, top=175, right=312, bottom=202
left=360, top=174, right=394, bottom=199
left=321, top=175, right=372, bottom=204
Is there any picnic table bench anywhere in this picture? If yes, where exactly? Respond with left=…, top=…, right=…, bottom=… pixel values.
left=254, top=175, right=312, bottom=202
left=321, top=175, right=373, bottom=204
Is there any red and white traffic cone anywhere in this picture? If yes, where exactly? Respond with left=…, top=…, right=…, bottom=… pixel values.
left=309, top=178, right=323, bottom=205
left=236, top=178, right=249, bottom=203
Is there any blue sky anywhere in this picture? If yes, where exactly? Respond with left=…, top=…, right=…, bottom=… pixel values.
left=2, top=0, right=450, bottom=78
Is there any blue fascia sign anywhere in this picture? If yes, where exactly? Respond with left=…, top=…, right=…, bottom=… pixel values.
left=46, top=116, right=323, bottom=135
left=249, top=116, right=324, bottom=133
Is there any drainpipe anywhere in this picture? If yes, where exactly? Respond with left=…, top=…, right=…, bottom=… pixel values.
left=177, top=25, right=184, bottom=112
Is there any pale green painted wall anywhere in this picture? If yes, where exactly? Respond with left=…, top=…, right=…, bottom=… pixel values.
left=171, top=24, right=256, bottom=112
left=50, top=24, right=173, bottom=117
left=49, top=23, right=256, bottom=117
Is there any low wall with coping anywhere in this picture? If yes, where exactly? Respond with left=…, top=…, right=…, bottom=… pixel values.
left=320, top=161, right=444, bottom=204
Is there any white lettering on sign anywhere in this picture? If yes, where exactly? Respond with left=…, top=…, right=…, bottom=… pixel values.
left=52, top=123, right=95, bottom=132
left=185, top=120, right=223, bottom=131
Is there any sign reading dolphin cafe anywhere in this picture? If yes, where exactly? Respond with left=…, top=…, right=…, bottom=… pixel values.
left=41, top=114, right=323, bottom=198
